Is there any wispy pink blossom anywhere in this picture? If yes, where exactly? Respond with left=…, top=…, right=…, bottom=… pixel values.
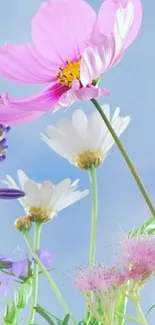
left=120, top=236, right=155, bottom=281
left=0, top=0, right=142, bottom=112
left=74, top=265, right=127, bottom=292
left=0, top=94, right=43, bottom=125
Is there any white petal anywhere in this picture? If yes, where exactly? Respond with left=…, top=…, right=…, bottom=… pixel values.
left=40, top=181, right=54, bottom=206
left=50, top=179, right=71, bottom=209
left=3, top=175, right=19, bottom=189
left=24, top=180, right=41, bottom=207
left=111, top=107, right=120, bottom=122
left=57, top=189, right=89, bottom=211
left=72, top=110, right=88, bottom=137
left=86, top=111, right=106, bottom=149
left=101, top=104, right=110, bottom=120
left=17, top=169, right=29, bottom=190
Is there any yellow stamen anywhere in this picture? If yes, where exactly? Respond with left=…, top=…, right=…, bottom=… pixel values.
left=75, top=150, right=104, bottom=170
left=28, top=206, right=55, bottom=223
left=56, top=60, right=80, bottom=87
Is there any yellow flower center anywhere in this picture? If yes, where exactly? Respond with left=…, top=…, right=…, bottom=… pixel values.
left=75, top=150, right=104, bottom=170
left=27, top=206, right=55, bottom=223
left=56, top=60, right=80, bottom=87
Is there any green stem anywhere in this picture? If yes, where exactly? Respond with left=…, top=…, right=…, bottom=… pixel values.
left=91, top=99, right=155, bottom=218
left=24, top=232, right=77, bottom=325
left=135, top=301, right=148, bottom=325
left=88, top=166, right=98, bottom=266
left=27, top=222, right=42, bottom=325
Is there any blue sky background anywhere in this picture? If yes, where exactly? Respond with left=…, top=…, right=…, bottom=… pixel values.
left=0, top=0, right=155, bottom=323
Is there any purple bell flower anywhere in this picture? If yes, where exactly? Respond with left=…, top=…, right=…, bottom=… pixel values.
left=36, top=250, right=54, bottom=269
left=11, top=260, right=29, bottom=278
left=0, top=249, right=54, bottom=285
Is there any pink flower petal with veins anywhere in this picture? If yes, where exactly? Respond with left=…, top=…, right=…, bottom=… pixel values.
left=1, top=83, right=67, bottom=112
left=32, top=0, right=96, bottom=64
left=0, top=43, right=57, bottom=84
left=98, top=0, right=142, bottom=49
left=58, top=86, right=110, bottom=108
left=0, top=96, right=44, bottom=125
left=0, top=0, right=142, bottom=115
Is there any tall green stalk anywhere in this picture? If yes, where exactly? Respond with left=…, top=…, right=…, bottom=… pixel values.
left=88, top=166, right=98, bottom=266
left=91, top=99, right=155, bottom=218
left=27, top=222, right=42, bottom=325
left=24, top=232, right=77, bottom=325
left=134, top=301, right=148, bottom=325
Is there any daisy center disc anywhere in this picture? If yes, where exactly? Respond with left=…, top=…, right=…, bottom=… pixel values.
left=56, top=60, right=80, bottom=87
left=75, top=150, right=104, bottom=170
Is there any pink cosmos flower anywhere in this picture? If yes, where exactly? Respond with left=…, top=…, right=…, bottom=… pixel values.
left=120, top=236, right=155, bottom=281
left=0, top=94, right=43, bottom=125
left=0, top=0, right=142, bottom=111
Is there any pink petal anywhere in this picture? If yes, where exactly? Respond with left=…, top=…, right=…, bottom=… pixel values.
left=86, top=33, right=124, bottom=75
left=58, top=89, right=77, bottom=108
left=75, top=86, right=110, bottom=101
left=58, top=86, right=110, bottom=107
left=32, top=0, right=96, bottom=65
left=2, top=83, right=67, bottom=112
left=121, top=0, right=142, bottom=49
left=0, top=103, right=43, bottom=125
left=80, top=46, right=103, bottom=86
left=98, top=0, right=142, bottom=48
left=0, top=43, right=57, bottom=84
left=98, top=0, right=118, bottom=37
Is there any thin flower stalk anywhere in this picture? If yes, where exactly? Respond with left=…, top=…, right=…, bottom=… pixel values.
left=91, top=99, right=155, bottom=218
left=23, top=232, right=76, bottom=325
left=134, top=300, right=148, bottom=325
left=88, top=166, right=98, bottom=266
left=27, top=222, right=42, bottom=325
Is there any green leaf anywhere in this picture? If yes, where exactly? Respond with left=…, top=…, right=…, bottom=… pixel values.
left=3, top=283, right=31, bottom=325
left=61, top=314, right=70, bottom=325
left=128, top=217, right=155, bottom=237
left=36, top=304, right=62, bottom=325
left=88, top=318, right=99, bottom=325
left=4, top=301, right=18, bottom=324
left=146, top=304, right=155, bottom=318
left=34, top=305, right=55, bottom=325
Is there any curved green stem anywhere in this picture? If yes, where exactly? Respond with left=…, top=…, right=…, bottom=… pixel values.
left=135, top=301, right=148, bottom=325
left=27, top=222, right=42, bottom=325
left=91, top=99, right=155, bottom=218
left=24, top=232, right=77, bottom=325
left=88, top=166, right=98, bottom=266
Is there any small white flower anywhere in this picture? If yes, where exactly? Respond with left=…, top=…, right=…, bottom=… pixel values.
left=2, top=170, right=89, bottom=222
left=41, top=105, right=130, bottom=169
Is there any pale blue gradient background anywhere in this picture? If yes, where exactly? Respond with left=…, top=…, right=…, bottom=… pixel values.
left=0, top=0, right=155, bottom=323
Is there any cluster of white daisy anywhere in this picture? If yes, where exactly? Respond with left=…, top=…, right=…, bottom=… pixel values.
left=2, top=105, right=130, bottom=227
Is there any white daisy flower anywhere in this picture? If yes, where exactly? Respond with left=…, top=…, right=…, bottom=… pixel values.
left=2, top=170, right=89, bottom=222
left=41, top=105, right=130, bottom=169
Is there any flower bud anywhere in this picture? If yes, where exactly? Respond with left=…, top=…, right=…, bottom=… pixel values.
left=14, top=216, right=32, bottom=232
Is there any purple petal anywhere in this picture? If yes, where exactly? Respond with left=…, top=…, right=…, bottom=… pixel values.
left=0, top=188, right=25, bottom=199
left=36, top=250, right=54, bottom=269
left=0, top=155, right=6, bottom=162
left=12, top=260, right=28, bottom=278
